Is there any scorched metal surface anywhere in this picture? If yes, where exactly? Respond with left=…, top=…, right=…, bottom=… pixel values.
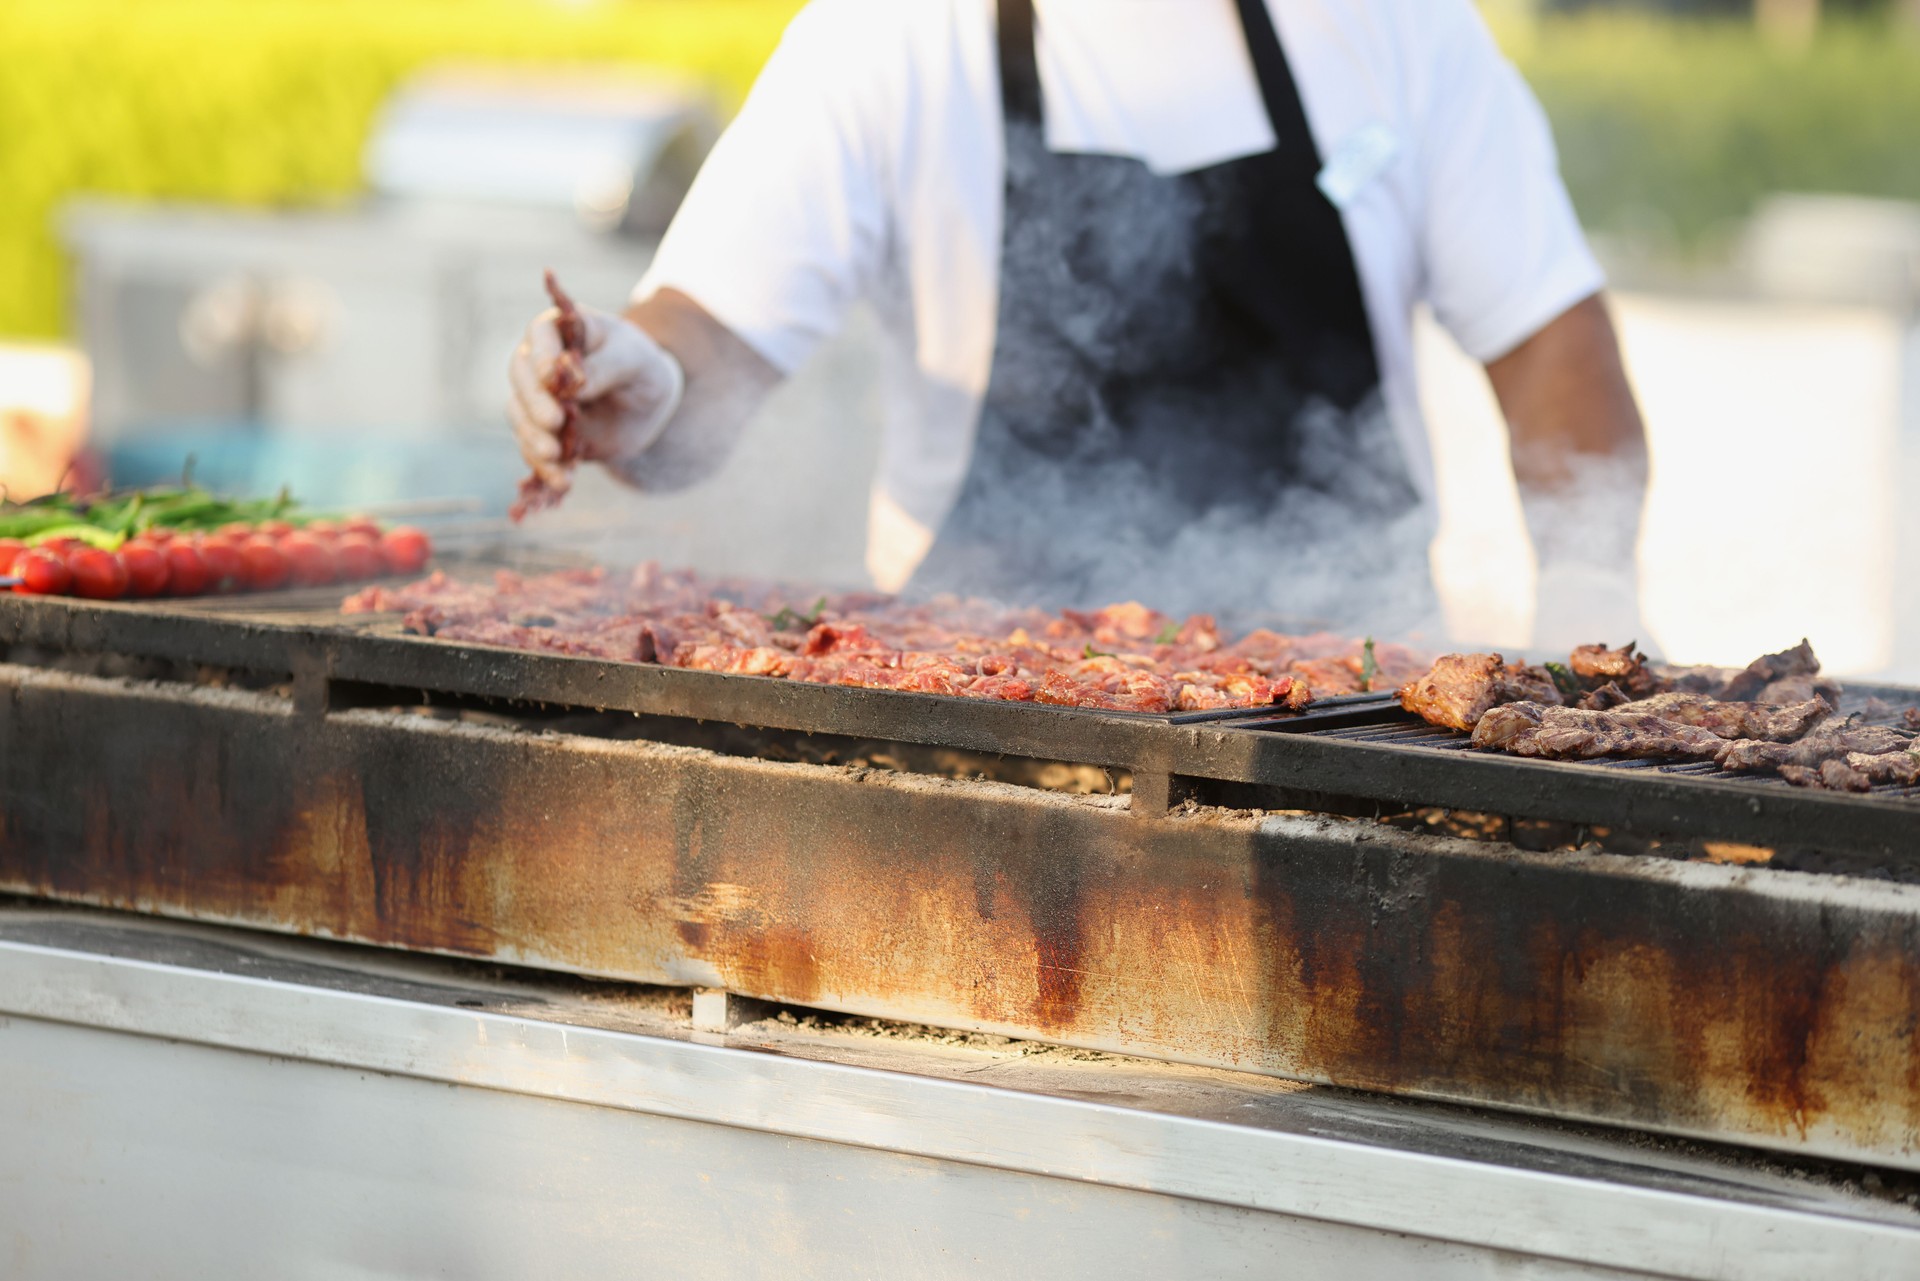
left=2, top=587, right=1919, bottom=1172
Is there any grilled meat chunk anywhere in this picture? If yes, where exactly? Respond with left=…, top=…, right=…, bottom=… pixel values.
left=1569, top=642, right=1661, bottom=697
left=1717, top=718, right=1915, bottom=773
left=1398, top=653, right=1562, bottom=732
left=1847, top=750, right=1920, bottom=787
left=1720, top=639, right=1819, bottom=702
left=1472, top=703, right=1723, bottom=761
left=1780, top=760, right=1874, bottom=793
left=1470, top=702, right=1548, bottom=750
left=1619, top=693, right=1832, bottom=742
left=1755, top=673, right=1844, bottom=706
left=1908, top=708, right=1920, bottom=732
left=1575, top=682, right=1631, bottom=711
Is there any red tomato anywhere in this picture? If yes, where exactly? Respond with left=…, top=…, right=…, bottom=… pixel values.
left=334, top=533, right=386, bottom=580
left=217, top=521, right=259, bottom=540
left=196, top=536, right=246, bottom=593
left=39, top=536, right=85, bottom=556
left=164, top=544, right=213, bottom=597
left=0, top=538, right=25, bottom=575
left=280, top=532, right=337, bottom=586
left=300, top=519, right=344, bottom=544
left=257, top=520, right=295, bottom=539
left=66, top=548, right=131, bottom=600
left=120, top=544, right=171, bottom=597
left=379, top=525, right=432, bottom=574
left=139, top=527, right=177, bottom=545
left=342, top=515, right=382, bottom=538
left=12, top=550, right=72, bottom=595
left=239, top=537, right=292, bottom=592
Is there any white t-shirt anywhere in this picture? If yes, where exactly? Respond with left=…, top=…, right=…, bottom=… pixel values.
left=638, top=0, right=1603, bottom=590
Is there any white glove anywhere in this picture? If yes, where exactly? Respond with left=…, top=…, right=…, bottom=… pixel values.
left=1533, top=562, right=1660, bottom=659
left=508, top=302, right=685, bottom=489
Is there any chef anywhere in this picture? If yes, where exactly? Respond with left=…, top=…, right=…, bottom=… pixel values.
left=510, top=0, right=1648, bottom=642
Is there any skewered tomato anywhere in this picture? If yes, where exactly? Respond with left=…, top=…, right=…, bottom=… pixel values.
left=256, top=519, right=295, bottom=539
left=0, top=538, right=25, bottom=575
left=239, top=537, right=292, bottom=592
left=196, top=536, right=246, bottom=593
left=379, top=526, right=432, bottom=574
left=217, top=521, right=259, bottom=540
left=280, top=532, right=337, bottom=586
left=39, top=536, right=85, bottom=556
left=164, top=544, right=213, bottom=597
left=67, top=548, right=131, bottom=600
left=334, top=533, right=385, bottom=580
left=139, top=527, right=177, bottom=545
left=120, top=543, right=171, bottom=597
left=301, top=519, right=343, bottom=544
left=12, top=550, right=72, bottom=595
left=342, top=515, right=382, bottom=539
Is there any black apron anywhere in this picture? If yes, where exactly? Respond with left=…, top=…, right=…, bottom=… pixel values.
left=909, top=0, right=1436, bottom=633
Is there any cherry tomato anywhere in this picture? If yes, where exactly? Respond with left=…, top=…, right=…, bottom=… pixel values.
left=239, top=537, right=292, bottom=592
left=0, top=538, right=25, bottom=575
left=139, top=527, right=177, bottom=545
left=66, top=548, right=131, bottom=600
left=334, top=533, right=385, bottom=580
left=12, top=550, right=72, bottom=595
left=300, top=519, right=344, bottom=545
left=196, top=536, right=246, bottom=594
left=257, top=520, right=295, bottom=540
left=217, top=521, right=259, bottom=540
left=119, top=544, right=170, bottom=597
left=342, top=514, right=382, bottom=538
left=39, top=536, right=85, bottom=556
left=164, top=544, right=213, bottom=597
left=280, top=532, right=337, bottom=586
left=379, top=525, right=432, bottom=574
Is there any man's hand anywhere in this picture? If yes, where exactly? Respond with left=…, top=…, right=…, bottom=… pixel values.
left=1485, top=293, right=1653, bottom=654
left=508, top=303, right=685, bottom=490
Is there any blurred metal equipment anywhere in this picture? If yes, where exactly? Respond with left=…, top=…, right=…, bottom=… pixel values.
left=63, top=65, right=717, bottom=459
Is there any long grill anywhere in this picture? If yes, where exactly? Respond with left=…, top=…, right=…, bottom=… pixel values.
left=4, top=576, right=1920, bottom=1174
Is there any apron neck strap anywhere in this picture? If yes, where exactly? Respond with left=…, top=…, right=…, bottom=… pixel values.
left=998, top=0, right=1043, bottom=125
left=995, top=0, right=1323, bottom=172
left=1230, top=0, right=1326, bottom=174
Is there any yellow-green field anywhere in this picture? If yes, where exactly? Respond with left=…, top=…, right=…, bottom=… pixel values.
left=3, top=2, right=1918, bottom=339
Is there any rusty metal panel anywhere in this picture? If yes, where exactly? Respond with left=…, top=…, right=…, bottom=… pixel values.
left=2, top=660, right=1919, bottom=1171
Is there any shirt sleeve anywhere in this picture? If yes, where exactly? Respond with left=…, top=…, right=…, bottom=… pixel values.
left=1413, top=1, right=1604, bottom=364
left=636, top=0, right=894, bottom=375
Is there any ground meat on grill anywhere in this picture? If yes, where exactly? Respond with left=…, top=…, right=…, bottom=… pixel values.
left=1719, top=638, right=1820, bottom=702
left=1397, top=653, right=1562, bottom=732
left=1568, top=642, right=1661, bottom=697
left=1717, top=719, right=1916, bottom=773
left=1619, top=692, right=1833, bottom=742
left=344, top=564, right=1382, bottom=714
left=1471, top=703, right=1725, bottom=761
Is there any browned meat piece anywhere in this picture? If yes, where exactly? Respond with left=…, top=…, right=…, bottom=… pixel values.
left=1621, top=693, right=1832, bottom=742
left=1656, top=664, right=1736, bottom=695
left=1755, top=673, right=1844, bottom=706
left=1480, top=705, right=1724, bottom=761
left=1717, top=718, right=1916, bottom=773
left=1907, top=708, right=1920, bottom=732
left=1397, top=653, right=1562, bottom=732
left=1720, top=639, right=1819, bottom=702
left=1847, top=750, right=1920, bottom=787
left=1568, top=642, right=1661, bottom=697
left=510, top=270, right=588, bottom=523
left=1470, top=702, right=1547, bottom=750
left=1780, top=760, right=1874, bottom=793
left=1575, top=682, right=1630, bottom=711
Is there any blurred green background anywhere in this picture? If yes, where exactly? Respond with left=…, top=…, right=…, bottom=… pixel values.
left=3, top=0, right=1920, bottom=340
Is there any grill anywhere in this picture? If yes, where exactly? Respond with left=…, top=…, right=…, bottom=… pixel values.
left=4, top=574, right=1919, bottom=1173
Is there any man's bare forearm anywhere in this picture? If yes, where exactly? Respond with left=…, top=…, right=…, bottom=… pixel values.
left=1485, top=293, right=1649, bottom=571
left=608, top=288, right=781, bottom=492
